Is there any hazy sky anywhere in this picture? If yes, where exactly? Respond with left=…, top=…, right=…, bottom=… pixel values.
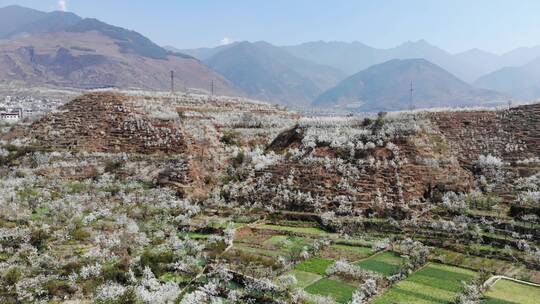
left=2, top=0, right=540, bottom=54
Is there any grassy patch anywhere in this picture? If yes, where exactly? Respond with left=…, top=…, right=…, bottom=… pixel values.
left=484, top=279, right=540, bottom=304
left=481, top=298, right=518, bottom=304
left=235, top=245, right=283, bottom=257
left=427, top=133, right=449, bottom=154
left=178, top=231, right=211, bottom=239
left=263, top=235, right=312, bottom=253
left=289, top=269, right=322, bottom=288
left=372, top=263, right=477, bottom=304
left=295, top=257, right=334, bottom=275
left=257, top=224, right=335, bottom=236
left=431, top=248, right=515, bottom=272
left=305, top=278, right=356, bottom=303
left=322, top=244, right=372, bottom=262
left=356, top=251, right=404, bottom=276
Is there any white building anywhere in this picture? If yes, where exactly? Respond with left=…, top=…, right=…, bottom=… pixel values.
left=0, top=108, right=23, bottom=121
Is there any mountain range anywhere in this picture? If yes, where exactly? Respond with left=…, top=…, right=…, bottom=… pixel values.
left=475, top=58, right=540, bottom=100
left=0, top=5, right=238, bottom=95
left=314, top=59, right=504, bottom=111
left=202, top=41, right=345, bottom=107
left=282, top=40, right=540, bottom=84
left=2, top=5, right=539, bottom=111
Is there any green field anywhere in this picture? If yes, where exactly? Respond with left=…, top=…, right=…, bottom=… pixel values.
left=234, top=245, right=283, bottom=257
left=295, top=257, right=335, bottom=275
left=263, top=235, right=312, bottom=252
left=257, top=224, right=336, bottom=236
left=483, top=279, right=540, bottom=304
left=356, top=251, right=404, bottom=276
left=305, top=278, right=357, bottom=303
left=183, top=232, right=211, bottom=240
left=289, top=269, right=322, bottom=288
left=372, top=263, right=477, bottom=304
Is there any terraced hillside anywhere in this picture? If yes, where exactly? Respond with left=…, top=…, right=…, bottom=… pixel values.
left=0, top=92, right=539, bottom=303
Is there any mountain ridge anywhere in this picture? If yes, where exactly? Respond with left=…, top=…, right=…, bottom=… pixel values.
left=0, top=5, right=237, bottom=95
left=203, top=41, right=346, bottom=107
left=475, top=58, right=540, bottom=100
left=314, top=58, right=505, bottom=111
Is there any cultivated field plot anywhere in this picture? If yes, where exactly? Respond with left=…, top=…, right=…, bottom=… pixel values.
left=482, top=279, right=540, bottom=304
left=371, top=263, right=478, bottom=304
left=356, top=251, right=405, bottom=276
left=256, top=223, right=338, bottom=237
left=295, top=256, right=335, bottom=275
left=289, top=269, right=322, bottom=288
left=305, top=278, right=357, bottom=303
left=321, top=243, right=373, bottom=261
left=232, top=224, right=319, bottom=258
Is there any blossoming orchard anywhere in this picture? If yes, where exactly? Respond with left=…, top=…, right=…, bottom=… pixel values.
left=0, top=90, right=539, bottom=303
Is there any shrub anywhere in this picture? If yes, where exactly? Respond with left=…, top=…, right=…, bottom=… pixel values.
left=30, top=228, right=49, bottom=251
left=3, top=267, right=21, bottom=285
left=102, top=260, right=131, bottom=284
left=104, top=159, right=124, bottom=174
left=45, top=279, right=74, bottom=298
left=372, top=112, right=387, bottom=132
left=221, top=131, right=240, bottom=146
left=71, top=227, right=91, bottom=241
left=140, top=249, right=175, bottom=277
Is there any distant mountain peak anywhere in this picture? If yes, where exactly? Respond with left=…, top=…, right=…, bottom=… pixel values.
left=314, top=58, right=504, bottom=111
left=204, top=40, right=345, bottom=107
left=0, top=5, right=234, bottom=94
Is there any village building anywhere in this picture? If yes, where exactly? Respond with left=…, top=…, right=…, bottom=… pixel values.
left=0, top=108, right=23, bottom=121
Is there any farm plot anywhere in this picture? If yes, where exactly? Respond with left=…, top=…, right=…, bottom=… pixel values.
left=294, top=256, right=335, bottom=275
left=372, top=263, right=478, bottom=304
left=356, top=251, right=405, bottom=276
left=289, top=269, right=322, bottom=288
left=263, top=234, right=313, bottom=252
left=321, top=244, right=372, bottom=261
left=483, top=279, right=540, bottom=304
left=234, top=229, right=316, bottom=259
left=305, top=278, right=357, bottom=303
left=256, top=223, right=337, bottom=237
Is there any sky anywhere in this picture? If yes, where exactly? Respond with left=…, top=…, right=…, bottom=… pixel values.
left=1, top=0, right=540, bottom=54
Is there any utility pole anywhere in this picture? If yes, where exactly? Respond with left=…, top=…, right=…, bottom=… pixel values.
left=170, top=71, right=174, bottom=93
left=409, top=80, right=414, bottom=111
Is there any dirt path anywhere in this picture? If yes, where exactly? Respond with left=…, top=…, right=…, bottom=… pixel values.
left=483, top=275, right=540, bottom=288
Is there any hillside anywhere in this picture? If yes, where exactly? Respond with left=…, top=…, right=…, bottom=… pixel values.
left=475, top=58, right=540, bottom=100
left=204, top=41, right=345, bottom=107
left=0, top=6, right=238, bottom=94
left=313, top=59, right=504, bottom=112
left=1, top=91, right=539, bottom=302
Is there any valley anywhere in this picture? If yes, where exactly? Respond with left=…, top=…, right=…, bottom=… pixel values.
left=0, top=90, right=538, bottom=303
left=1, top=3, right=539, bottom=304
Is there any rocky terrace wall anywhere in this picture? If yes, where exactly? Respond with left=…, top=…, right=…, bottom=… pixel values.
left=429, top=103, right=540, bottom=165
left=22, top=92, right=186, bottom=154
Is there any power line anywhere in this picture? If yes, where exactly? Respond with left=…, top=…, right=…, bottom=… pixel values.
left=170, top=70, right=174, bottom=93
left=409, top=80, right=414, bottom=111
